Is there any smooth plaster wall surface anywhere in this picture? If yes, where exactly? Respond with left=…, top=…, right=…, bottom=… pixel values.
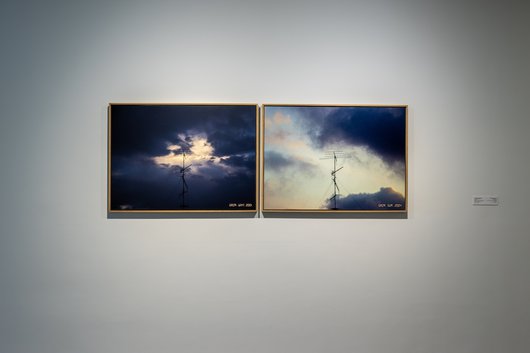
left=1, top=0, right=529, bottom=352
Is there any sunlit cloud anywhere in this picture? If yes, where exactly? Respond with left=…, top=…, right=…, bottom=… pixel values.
left=151, top=134, right=252, bottom=179
left=270, top=111, right=292, bottom=126
left=154, top=135, right=218, bottom=166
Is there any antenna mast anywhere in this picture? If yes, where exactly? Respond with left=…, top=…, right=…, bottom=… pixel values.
left=179, top=153, right=192, bottom=208
left=321, top=151, right=350, bottom=210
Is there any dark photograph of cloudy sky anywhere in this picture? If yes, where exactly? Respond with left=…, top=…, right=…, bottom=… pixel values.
left=263, top=105, right=407, bottom=212
left=109, top=104, right=258, bottom=212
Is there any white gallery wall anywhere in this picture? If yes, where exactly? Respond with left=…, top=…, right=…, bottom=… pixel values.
left=1, top=0, right=529, bottom=352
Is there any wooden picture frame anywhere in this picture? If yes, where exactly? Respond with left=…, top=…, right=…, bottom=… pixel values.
left=261, top=104, right=407, bottom=213
left=108, top=103, right=259, bottom=214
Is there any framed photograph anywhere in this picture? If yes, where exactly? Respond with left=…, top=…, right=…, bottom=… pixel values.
left=262, top=104, right=407, bottom=212
left=108, top=104, right=258, bottom=213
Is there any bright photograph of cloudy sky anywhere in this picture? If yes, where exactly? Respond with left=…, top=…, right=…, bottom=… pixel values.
left=263, top=105, right=407, bottom=211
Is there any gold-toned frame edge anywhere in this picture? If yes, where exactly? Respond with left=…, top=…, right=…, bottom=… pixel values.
left=107, top=103, right=260, bottom=214
left=260, top=103, right=408, bottom=214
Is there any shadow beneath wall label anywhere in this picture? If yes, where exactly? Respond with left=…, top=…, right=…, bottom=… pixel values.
left=108, top=212, right=258, bottom=219
left=261, top=212, right=408, bottom=219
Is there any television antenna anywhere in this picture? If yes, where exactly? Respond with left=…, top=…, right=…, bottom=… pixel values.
left=178, top=153, right=192, bottom=208
left=320, top=151, right=351, bottom=210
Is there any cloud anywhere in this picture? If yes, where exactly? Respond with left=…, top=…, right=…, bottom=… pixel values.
left=207, top=128, right=255, bottom=156
left=269, top=111, right=292, bottom=126
left=110, top=105, right=256, bottom=158
left=221, top=154, right=255, bottom=172
left=275, top=106, right=406, bottom=167
left=152, top=135, right=221, bottom=169
left=318, top=107, right=406, bottom=166
left=111, top=163, right=256, bottom=210
left=264, top=150, right=318, bottom=176
left=324, top=187, right=405, bottom=210
left=264, top=151, right=290, bottom=170
left=151, top=133, right=256, bottom=180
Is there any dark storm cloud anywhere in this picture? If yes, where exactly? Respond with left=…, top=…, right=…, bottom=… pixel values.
left=221, top=154, right=255, bottom=171
left=324, top=187, right=405, bottom=210
left=110, top=104, right=256, bottom=157
left=295, top=106, right=406, bottom=166
left=111, top=155, right=166, bottom=181
left=264, top=151, right=290, bottom=170
left=111, top=159, right=256, bottom=211
left=264, top=150, right=318, bottom=175
left=208, top=128, right=256, bottom=156
left=110, top=156, right=185, bottom=210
